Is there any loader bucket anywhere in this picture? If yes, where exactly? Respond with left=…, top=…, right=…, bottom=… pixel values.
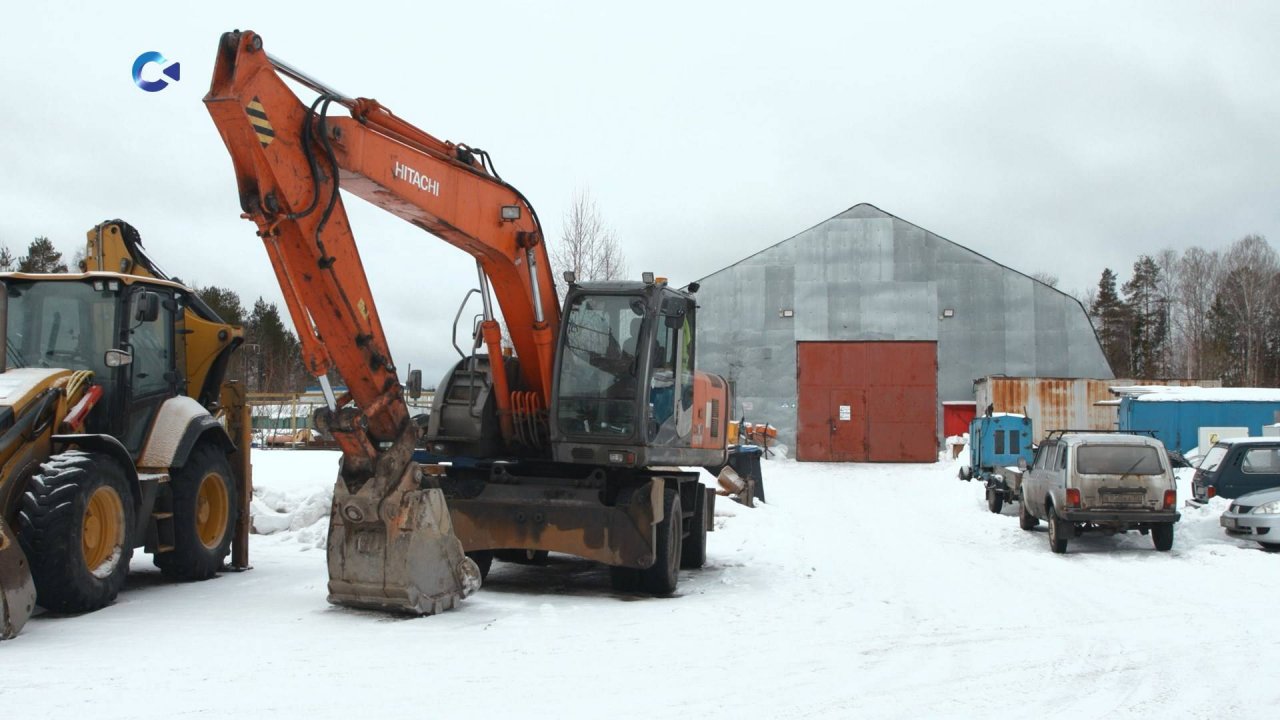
left=327, top=462, right=480, bottom=615
left=0, top=518, right=36, bottom=640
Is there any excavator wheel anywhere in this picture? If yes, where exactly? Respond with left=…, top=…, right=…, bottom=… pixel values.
left=680, top=487, right=708, bottom=569
left=640, top=488, right=682, bottom=596
left=467, top=551, right=494, bottom=582
left=155, top=443, right=238, bottom=581
left=17, top=451, right=135, bottom=613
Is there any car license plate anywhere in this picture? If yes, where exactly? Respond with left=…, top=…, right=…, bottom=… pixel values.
left=1104, top=492, right=1145, bottom=505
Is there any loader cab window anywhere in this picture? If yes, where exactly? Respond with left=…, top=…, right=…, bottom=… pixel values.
left=127, top=288, right=174, bottom=398
left=5, top=280, right=117, bottom=383
left=556, top=294, right=646, bottom=438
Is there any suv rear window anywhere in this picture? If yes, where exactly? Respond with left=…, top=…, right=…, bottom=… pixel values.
left=1076, top=445, right=1164, bottom=475
left=1198, top=445, right=1229, bottom=472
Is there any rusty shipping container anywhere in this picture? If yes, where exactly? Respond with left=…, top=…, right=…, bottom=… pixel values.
left=973, top=376, right=1220, bottom=441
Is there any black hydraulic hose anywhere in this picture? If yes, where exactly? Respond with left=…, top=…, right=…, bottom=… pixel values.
left=286, top=94, right=328, bottom=221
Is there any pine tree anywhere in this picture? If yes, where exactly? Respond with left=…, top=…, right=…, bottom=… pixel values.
left=1122, top=255, right=1169, bottom=379
left=17, top=237, right=67, bottom=273
left=0, top=245, right=14, bottom=271
left=197, top=285, right=247, bottom=326
left=1090, top=268, right=1131, bottom=376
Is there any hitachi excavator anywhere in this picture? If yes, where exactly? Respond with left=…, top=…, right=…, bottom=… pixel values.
left=205, top=30, right=734, bottom=614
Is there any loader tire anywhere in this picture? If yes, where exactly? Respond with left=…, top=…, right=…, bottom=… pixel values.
left=17, top=451, right=135, bottom=613
left=680, top=487, right=707, bottom=569
left=1019, top=500, right=1039, bottom=530
left=155, top=443, right=237, bottom=581
left=640, top=489, right=682, bottom=596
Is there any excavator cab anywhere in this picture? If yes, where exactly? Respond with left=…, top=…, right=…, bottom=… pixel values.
left=551, top=278, right=727, bottom=469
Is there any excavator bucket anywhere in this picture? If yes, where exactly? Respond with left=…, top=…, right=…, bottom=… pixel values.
left=0, top=517, right=36, bottom=640
left=327, top=462, right=481, bottom=615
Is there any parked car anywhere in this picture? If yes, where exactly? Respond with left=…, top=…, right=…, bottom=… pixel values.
left=1019, top=431, right=1180, bottom=553
left=1220, top=487, right=1280, bottom=549
left=1191, top=438, right=1280, bottom=502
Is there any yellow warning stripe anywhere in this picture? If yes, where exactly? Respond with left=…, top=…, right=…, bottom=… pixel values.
left=246, top=97, right=274, bottom=148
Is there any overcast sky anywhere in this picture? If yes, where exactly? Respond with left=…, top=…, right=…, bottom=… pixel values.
left=1, top=1, right=1276, bottom=385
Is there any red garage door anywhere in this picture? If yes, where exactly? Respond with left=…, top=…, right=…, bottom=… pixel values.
left=796, top=341, right=938, bottom=462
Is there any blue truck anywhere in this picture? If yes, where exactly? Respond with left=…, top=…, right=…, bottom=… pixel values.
left=959, top=413, right=1035, bottom=513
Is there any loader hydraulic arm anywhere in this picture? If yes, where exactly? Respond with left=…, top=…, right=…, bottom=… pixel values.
left=204, top=30, right=560, bottom=463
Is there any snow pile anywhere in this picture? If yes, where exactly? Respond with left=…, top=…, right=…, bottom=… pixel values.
left=250, top=486, right=330, bottom=535
left=247, top=449, right=339, bottom=549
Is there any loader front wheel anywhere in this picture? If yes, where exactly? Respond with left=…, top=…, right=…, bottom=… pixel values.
left=640, top=489, right=682, bottom=596
left=17, top=451, right=135, bottom=613
left=155, top=443, right=237, bottom=581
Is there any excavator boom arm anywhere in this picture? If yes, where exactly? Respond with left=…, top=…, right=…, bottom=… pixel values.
left=205, top=31, right=558, bottom=460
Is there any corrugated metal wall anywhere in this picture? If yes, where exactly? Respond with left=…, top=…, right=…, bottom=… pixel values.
left=693, top=203, right=1114, bottom=453
left=1119, top=398, right=1280, bottom=452
left=975, top=376, right=1219, bottom=441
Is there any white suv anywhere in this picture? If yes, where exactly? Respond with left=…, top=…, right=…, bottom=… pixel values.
left=1019, top=432, right=1180, bottom=553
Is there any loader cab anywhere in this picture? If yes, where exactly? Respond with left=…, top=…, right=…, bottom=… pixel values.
left=3, top=274, right=180, bottom=456
left=551, top=278, right=698, bottom=464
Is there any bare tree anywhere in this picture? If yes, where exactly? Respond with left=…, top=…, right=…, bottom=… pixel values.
left=549, top=189, right=627, bottom=300
left=1219, top=235, right=1278, bottom=385
left=1176, top=247, right=1222, bottom=379
left=1030, top=271, right=1059, bottom=288
left=1155, top=248, right=1182, bottom=376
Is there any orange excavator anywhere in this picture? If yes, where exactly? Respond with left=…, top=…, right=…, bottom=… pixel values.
left=205, top=30, right=734, bottom=614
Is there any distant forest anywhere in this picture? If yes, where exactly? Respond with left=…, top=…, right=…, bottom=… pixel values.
left=1069, top=233, right=1279, bottom=387
left=6, top=227, right=1279, bottom=392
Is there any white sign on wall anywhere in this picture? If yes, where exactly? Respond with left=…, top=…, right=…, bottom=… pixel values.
left=839, top=405, right=851, bottom=421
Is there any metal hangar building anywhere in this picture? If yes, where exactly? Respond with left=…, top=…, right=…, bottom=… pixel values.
left=691, top=203, right=1113, bottom=461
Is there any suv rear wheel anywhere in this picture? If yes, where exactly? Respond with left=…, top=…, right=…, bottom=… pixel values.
left=1047, top=504, right=1068, bottom=554
left=1151, top=523, right=1174, bottom=552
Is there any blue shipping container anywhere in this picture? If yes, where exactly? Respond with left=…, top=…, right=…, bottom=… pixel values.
left=1119, top=397, right=1280, bottom=453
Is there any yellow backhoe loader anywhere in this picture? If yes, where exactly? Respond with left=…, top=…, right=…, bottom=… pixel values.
left=0, top=220, right=250, bottom=640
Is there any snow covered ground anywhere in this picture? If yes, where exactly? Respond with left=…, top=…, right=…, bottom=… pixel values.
left=3, top=449, right=1278, bottom=718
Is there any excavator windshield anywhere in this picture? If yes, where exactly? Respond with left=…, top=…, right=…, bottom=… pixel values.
left=556, top=293, right=648, bottom=438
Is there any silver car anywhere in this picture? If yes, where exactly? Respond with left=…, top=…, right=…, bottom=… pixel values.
left=1019, top=432, right=1180, bottom=553
left=1220, top=486, right=1280, bottom=549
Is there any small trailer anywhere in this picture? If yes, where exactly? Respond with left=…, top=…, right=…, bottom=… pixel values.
left=958, top=413, right=1034, bottom=513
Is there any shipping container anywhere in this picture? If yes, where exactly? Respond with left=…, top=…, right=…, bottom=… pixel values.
left=1118, top=389, right=1280, bottom=453
left=974, top=376, right=1219, bottom=442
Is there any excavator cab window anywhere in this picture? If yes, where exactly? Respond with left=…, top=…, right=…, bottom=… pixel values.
left=556, top=294, right=648, bottom=438
left=650, top=293, right=695, bottom=443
